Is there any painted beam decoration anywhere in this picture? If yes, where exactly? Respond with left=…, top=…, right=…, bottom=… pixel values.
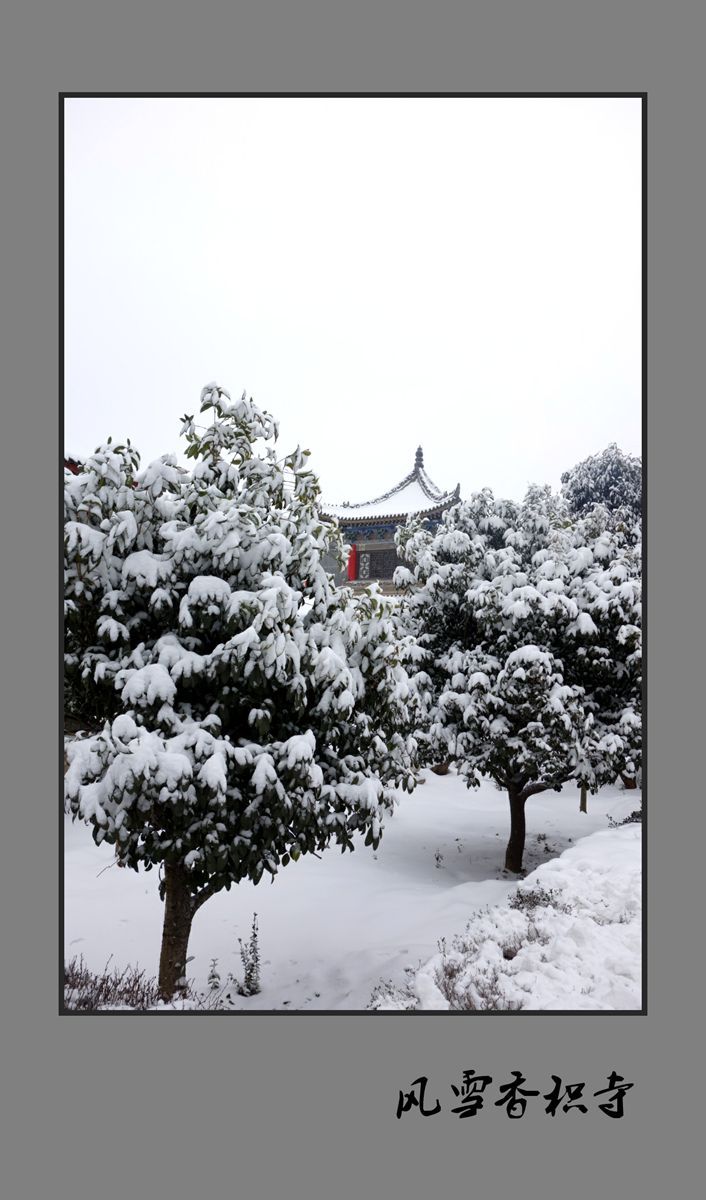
left=322, top=447, right=460, bottom=587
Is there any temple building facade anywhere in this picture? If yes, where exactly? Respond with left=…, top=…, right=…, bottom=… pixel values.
left=321, top=447, right=460, bottom=589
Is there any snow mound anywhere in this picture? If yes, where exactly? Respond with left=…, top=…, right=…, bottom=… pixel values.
left=370, top=824, right=642, bottom=1011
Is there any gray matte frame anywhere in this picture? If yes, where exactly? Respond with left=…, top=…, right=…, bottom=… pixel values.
left=2, top=2, right=703, bottom=1198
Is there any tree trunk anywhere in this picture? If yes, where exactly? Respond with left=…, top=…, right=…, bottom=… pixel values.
left=579, top=782, right=588, bottom=813
left=158, top=862, right=194, bottom=1002
left=505, top=790, right=527, bottom=873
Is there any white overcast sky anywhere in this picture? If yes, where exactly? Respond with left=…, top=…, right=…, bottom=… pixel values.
left=64, top=96, right=642, bottom=503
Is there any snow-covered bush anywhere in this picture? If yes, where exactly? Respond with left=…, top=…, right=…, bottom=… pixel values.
left=369, top=824, right=642, bottom=1011
left=65, top=383, right=419, bottom=999
left=395, top=485, right=641, bottom=871
left=235, top=913, right=261, bottom=997
left=64, top=955, right=164, bottom=1011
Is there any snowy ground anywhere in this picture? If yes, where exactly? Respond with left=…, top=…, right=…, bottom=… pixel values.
left=64, top=771, right=642, bottom=1011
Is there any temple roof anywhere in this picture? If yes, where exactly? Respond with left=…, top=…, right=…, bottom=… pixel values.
left=322, top=447, right=460, bottom=522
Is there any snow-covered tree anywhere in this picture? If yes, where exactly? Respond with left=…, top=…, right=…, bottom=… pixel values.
left=561, top=443, right=642, bottom=521
left=65, top=384, right=418, bottom=999
left=558, top=504, right=642, bottom=800
left=395, top=485, right=641, bottom=872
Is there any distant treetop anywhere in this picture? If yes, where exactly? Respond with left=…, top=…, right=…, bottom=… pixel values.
left=561, top=443, right=642, bottom=520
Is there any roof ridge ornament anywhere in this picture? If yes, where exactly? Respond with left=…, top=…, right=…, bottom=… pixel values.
left=415, top=445, right=424, bottom=470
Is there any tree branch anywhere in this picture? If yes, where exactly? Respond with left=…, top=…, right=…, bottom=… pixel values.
left=519, top=782, right=551, bottom=801
left=520, top=776, right=572, bottom=802
left=191, top=881, right=221, bottom=914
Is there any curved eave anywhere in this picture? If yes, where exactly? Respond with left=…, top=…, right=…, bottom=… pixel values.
left=329, top=474, right=448, bottom=514
left=322, top=500, right=456, bottom=527
left=323, top=444, right=460, bottom=516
